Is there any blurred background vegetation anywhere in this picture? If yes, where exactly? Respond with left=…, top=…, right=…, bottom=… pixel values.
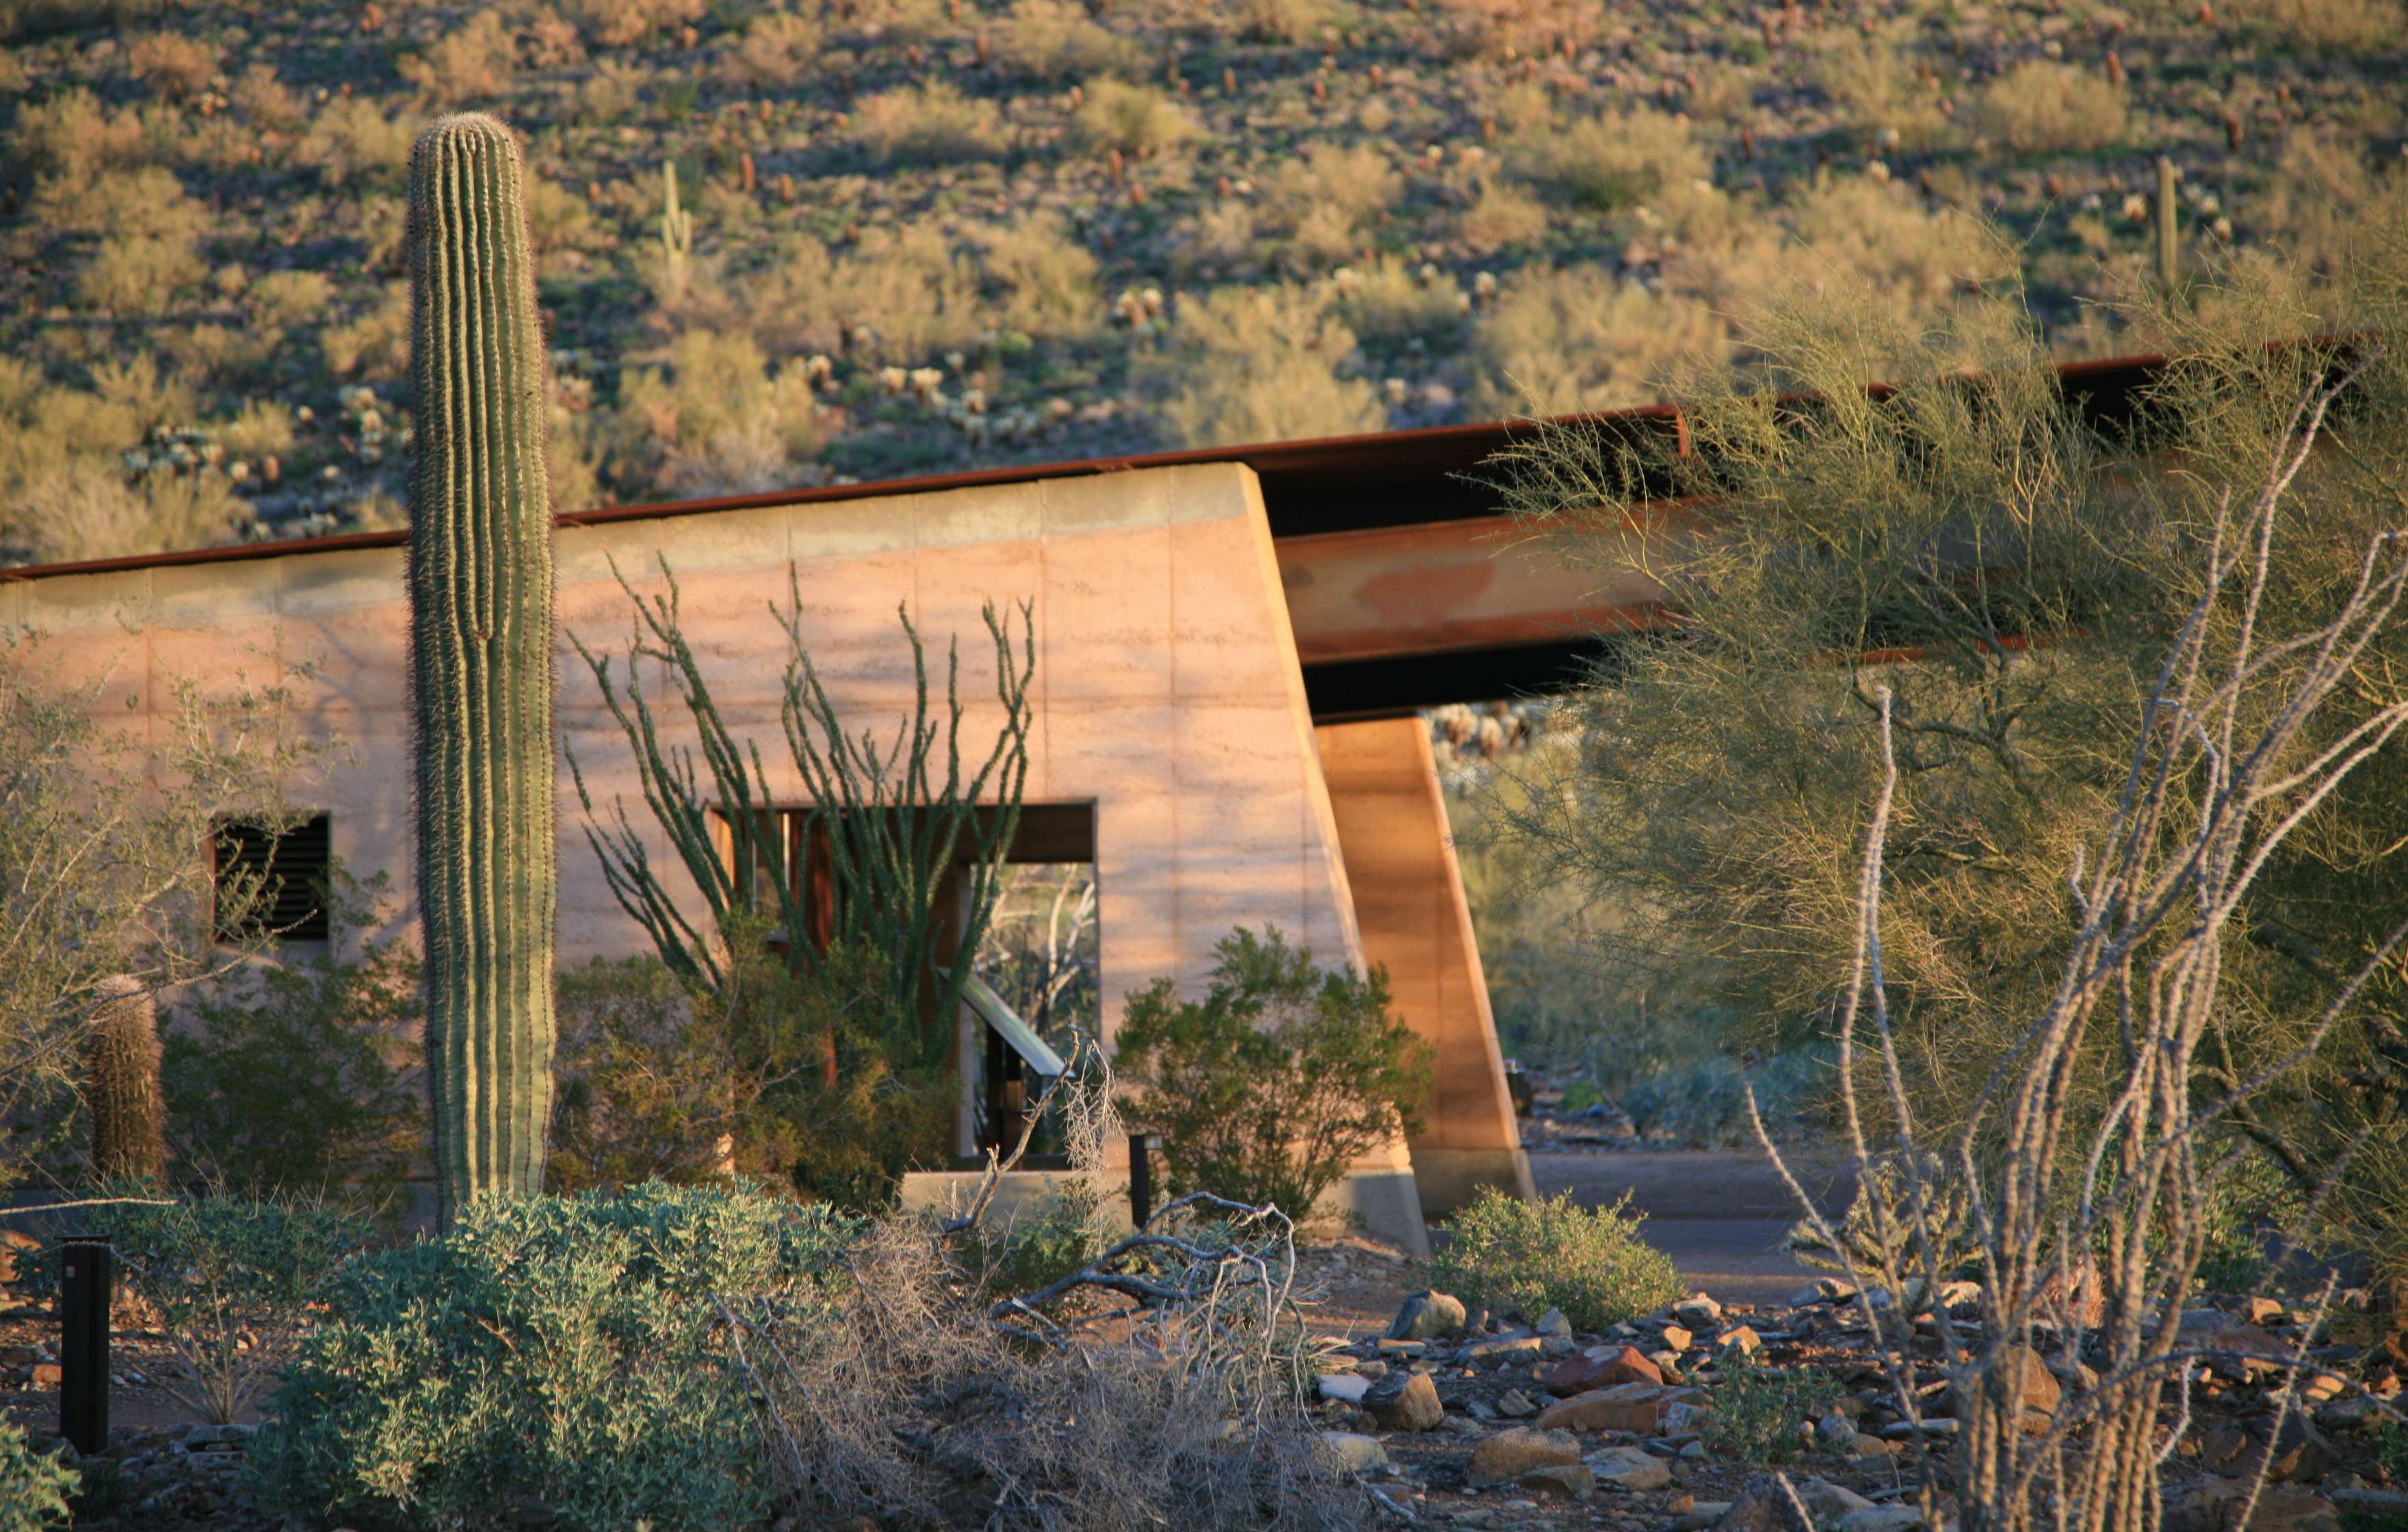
left=3, top=0, right=2400, bottom=566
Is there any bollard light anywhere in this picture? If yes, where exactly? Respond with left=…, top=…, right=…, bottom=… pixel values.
left=60, top=1234, right=111, bottom=1455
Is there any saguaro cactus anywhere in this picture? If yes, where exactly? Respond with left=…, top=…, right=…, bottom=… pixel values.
left=405, top=114, right=558, bottom=1223
left=88, top=975, right=166, bottom=1185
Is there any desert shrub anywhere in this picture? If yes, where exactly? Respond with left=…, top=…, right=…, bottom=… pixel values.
left=1071, top=77, right=1196, bottom=155
left=523, top=174, right=598, bottom=258
left=970, top=213, right=1101, bottom=336
left=321, top=281, right=410, bottom=380
left=1472, top=263, right=1724, bottom=415
left=2245, top=0, right=2405, bottom=48
left=551, top=955, right=729, bottom=1187
left=1620, top=1051, right=1821, bottom=1146
left=1787, top=175, right=2016, bottom=308
left=1815, top=31, right=1950, bottom=149
left=0, top=1417, right=75, bottom=1532
left=126, top=30, right=218, bottom=99
left=1114, top=925, right=1432, bottom=1217
left=167, top=875, right=424, bottom=1194
left=230, top=62, right=301, bottom=129
left=1428, top=0, right=1599, bottom=56
left=852, top=81, right=1006, bottom=163
left=246, top=269, right=335, bottom=331
left=1454, top=177, right=1549, bottom=254
left=8, top=88, right=145, bottom=192
left=1151, top=283, right=1385, bottom=446
left=398, top=10, right=517, bottom=105
left=996, top=0, right=1142, bottom=79
left=565, top=0, right=705, bottom=47
left=1331, top=257, right=1466, bottom=343
left=1427, top=1189, right=1683, bottom=1331
left=30, top=1194, right=376, bottom=1424
left=1703, top=1353, right=1846, bottom=1463
left=1507, top=105, right=1707, bottom=211
left=251, top=1184, right=854, bottom=1532
left=7, top=460, right=244, bottom=566
left=735, top=1215, right=1361, bottom=1531
left=219, top=397, right=296, bottom=458
left=575, top=57, right=643, bottom=122
left=720, top=7, right=820, bottom=86
left=613, top=326, right=825, bottom=497
left=298, top=97, right=413, bottom=186
left=1237, top=0, right=1335, bottom=44
left=966, top=1177, right=1116, bottom=1296
left=1976, top=60, right=2126, bottom=154
left=1166, top=200, right=1259, bottom=276
left=74, top=228, right=205, bottom=314
left=1259, top=143, right=1400, bottom=266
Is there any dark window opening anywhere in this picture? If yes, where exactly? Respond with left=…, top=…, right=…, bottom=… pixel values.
left=212, top=814, right=330, bottom=942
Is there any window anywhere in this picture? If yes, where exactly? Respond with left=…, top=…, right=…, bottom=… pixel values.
left=212, top=814, right=331, bottom=942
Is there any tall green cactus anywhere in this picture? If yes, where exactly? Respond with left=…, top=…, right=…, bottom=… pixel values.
left=405, top=114, right=558, bottom=1224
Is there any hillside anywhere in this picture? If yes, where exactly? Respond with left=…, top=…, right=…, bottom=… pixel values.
left=1, top=0, right=2401, bottom=568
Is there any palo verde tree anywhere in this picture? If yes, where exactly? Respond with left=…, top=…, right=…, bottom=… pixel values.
left=1481, top=231, right=2408, bottom=1278
left=404, top=114, right=558, bottom=1222
left=568, top=564, right=1035, bottom=1204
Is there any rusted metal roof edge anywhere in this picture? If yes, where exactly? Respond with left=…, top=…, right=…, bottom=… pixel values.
left=0, top=349, right=2193, bottom=587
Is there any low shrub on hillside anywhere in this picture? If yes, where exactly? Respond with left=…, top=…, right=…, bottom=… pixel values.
left=1429, top=1188, right=1683, bottom=1331
left=250, top=1183, right=854, bottom=1532
left=0, top=1416, right=76, bottom=1532
left=1114, top=925, right=1432, bottom=1217
left=1977, top=60, right=2126, bottom=154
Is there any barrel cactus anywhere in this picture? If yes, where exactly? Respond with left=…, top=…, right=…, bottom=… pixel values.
left=404, top=114, right=558, bottom=1221
left=88, top=975, right=167, bottom=1184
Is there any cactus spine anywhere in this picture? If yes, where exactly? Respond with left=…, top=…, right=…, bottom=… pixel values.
left=405, top=114, right=558, bottom=1224
left=88, top=975, right=167, bottom=1185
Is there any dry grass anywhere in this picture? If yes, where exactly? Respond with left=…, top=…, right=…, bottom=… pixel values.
left=1471, top=265, right=1726, bottom=416
left=1428, top=0, right=1600, bottom=57
left=1507, top=105, right=1709, bottom=211
left=398, top=10, right=516, bottom=106
left=298, top=97, right=413, bottom=186
left=720, top=9, right=822, bottom=88
left=1816, top=31, right=1952, bottom=150
left=1331, top=256, right=1467, bottom=343
left=852, top=81, right=1008, bottom=165
left=2244, top=0, right=2406, bottom=49
left=995, top=0, right=1144, bottom=79
left=1977, top=60, right=2128, bottom=155
left=615, top=328, right=826, bottom=498
left=126, top=30, right=217, bottom=101
left=1071, top=78, right=1196, bottom=155
left=1259, top=143, right=1400, bottom=267
left=726, top=1215, right=1365, bottom=1532
left=1153, top=284, right=1384, bottom=447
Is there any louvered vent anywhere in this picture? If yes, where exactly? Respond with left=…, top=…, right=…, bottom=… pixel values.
left=213, top=815, right=330, bottom=942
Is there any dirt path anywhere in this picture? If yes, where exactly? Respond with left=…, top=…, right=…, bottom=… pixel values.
left=1530, top=1146, right=1860, bottom=1308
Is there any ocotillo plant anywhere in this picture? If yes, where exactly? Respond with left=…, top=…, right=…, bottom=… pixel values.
left=405, top=114, right=558, bottom=1224
left=88, top=975, right=166, bottom=1184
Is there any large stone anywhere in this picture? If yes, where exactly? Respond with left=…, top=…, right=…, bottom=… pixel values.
left=1587, top=1444, right=1675, bottom=1492
left=1792, top=1479, right=1874, bottom=1519
left=1364, top=1371, right=1445, bottom=1433
left=1713, top=1473, right=1817, bottom=1532
left=1468, top=1427, right=1583, bottom=1486
left=1549, top=1344, right=1664, bottom=1398
left=1675, top=1295, right=1725, bottom=1328
left=1387, top=1291, right=1467, bottom=1342
left=1520, top=1464, right=1597, bottom=1501
left=1317, top=1373, right=1371, bottom=1404
left=2162, top=1477, right=2338, bottom=1532
left=1537, top=1382, right=1699, bottom=1434
left=1465, top=1334, right=1545, bottom=1368
left=1316, top=1431, right=1389, bottom=1475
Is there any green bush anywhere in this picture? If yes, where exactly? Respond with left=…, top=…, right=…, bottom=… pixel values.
left=1114, top=925, right=1432, bottom=1218
left=0, top=1416, right=75, bottom=1532
left=1428, top=1188, right=1682, bottom=1332
left=167, top=870, right=424, bottom=1195
left=1702, top=1352, right=1845, bottom=1464
left=969, top=1178, right=1115, bottom=1297
left=251, top=1183, right=856, bottom=1532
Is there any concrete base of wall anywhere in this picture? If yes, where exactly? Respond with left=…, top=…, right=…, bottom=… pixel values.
left=1406, top=1147, right=1537, bottom=1219
left=899, top=1167, right=1432, bottom=1256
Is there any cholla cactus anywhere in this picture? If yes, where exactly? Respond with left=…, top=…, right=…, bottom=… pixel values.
left=88, top=975, right=167, bottom=1185
left=406, top=114, right=559, bottom=1224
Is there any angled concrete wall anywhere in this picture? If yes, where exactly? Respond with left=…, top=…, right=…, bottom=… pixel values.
left=5, top=462, right=1428, bottom=1252
left=1316, top=717, right=1533, bottom=1217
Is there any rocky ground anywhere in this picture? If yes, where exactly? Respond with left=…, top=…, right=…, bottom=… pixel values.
left=12, top=1215, right=2408, bottom=1529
